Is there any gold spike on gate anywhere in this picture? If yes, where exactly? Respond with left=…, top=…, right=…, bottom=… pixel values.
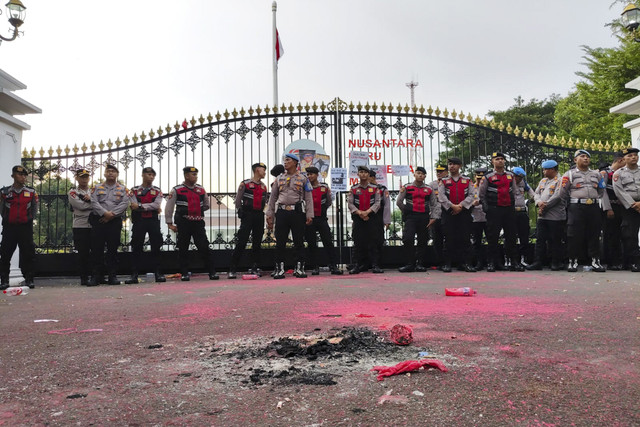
left=64, top=145, right=70, bottom=155
left=380, top=103, right=386, bottom=112
left=149, top=129, right=155, bottom=139
left=560, top=136, right=566, bottom=147
left=427, top=105, right=433, bottom=115
left=231, top=109, right=237, bottom=118
left=106, top=139, right=112, bottom=149
left=207, top=112, right=214, bottom=122
left=404, top=104, right=410, bottom=113
left=419, top=105, right=425, bottom=114
left=73, top=144, right=79, bottom=154
left=412, top=104, right=418, bottom=113
left=545, top=134, right=552, bottom=144
left=90, top=142, right=96, bottom=152
left=489, top=119, right=496, bottom=129
left=434, top=107, right=441, bottom=116
left=132, top=134, right=138, bottom=143
left=248, top=106, right=255, bottom=116
left=604, top=141, right=611, bottom=151
left=498, top=121, right=504, bottom=132
left=349, top=101, right=355, bottom=111
left=296, top=103, right=303, bottom=113
left=30, top=148, right=37, bottom=157
left=215, top=111, right=222, bottom=120
left=442, top=108, right=449, bottom=118
left=282, top=103, right=287, bottom=113
left=223, top=110, right=230, bottom=119
left=396, top=103, right=402, bottom=113
left=364, top=102, right=371, bottom=112
left=451, top=109, right=457, bottom=119
left=319, top=102, right=326, bottom=111
left=46, top=147, right=52, bottom=156
left=157, top=127, right=164, bottom=136
left=304, top=102, right=310, bottom=112
left=514, top=126, right=521, bottom=136
left=356, top=102, right=362, bottom=112
left=522, top=129, right=529, bottom=140
left=165, top=124, right=172, bottom=134
left=264, top=105, right=271, bottom=114
left=22, top=148, right=28, bottom=158
left=506, top=123, right=513, bottom=134
left=172, top=122, right=179, bottom=132
left=536, top=132, right=543, bottom=142
left=288, top=103, right=294, bottom=113
left=312, top=102, right=318, bottom=112
left=190, top=116, right=197, bottom=126
left=199, top=114, right=205, bottom=124
left=56, top=146, right=62, bottom=155
left=115, top=137, right=121, bottom=147
left=141, top=132, right=147, bottom=141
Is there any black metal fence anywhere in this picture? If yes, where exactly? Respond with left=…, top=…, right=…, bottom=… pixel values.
left=21, top=98, right=617, bottom=273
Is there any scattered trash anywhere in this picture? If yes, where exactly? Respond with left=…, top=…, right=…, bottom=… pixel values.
left=143, top=293, right=155, bottom=296
left=389, top=324, right=413, bottom=345
left=48, top=328, right=103, bottom=335
left=148, top=344, right=163, bottom=349
left=355, top=313, right=374, bottom=318
left=277, top=401, right=284, bottom=409
left=242, top=274, right=259, bottom=280
left=34, top=319, right=59, bottom=323
left=418, top=351, right=430, bottom=357
left=319, top=314, right=342, bottom=318
left=165, top=273, right=181, bottom=279
left=377, top=390, right=409, bottom=405
left=66, top=393, right=87, bottom=399
left=3, top=286, right=29, bottom=296
left=445, top=287, right=476, bottom=296
left=371, top=359, right=448, bottom=381
left=412, top=390, right=425, bottom=396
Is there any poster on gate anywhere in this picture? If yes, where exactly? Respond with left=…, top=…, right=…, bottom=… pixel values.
left=391, top=165, right=412, bottom=177
left=330, top=168, right=347, bottom=192
left=349, top=151, right=370, bottom=179
left=368, top=164, right=388, bottom=188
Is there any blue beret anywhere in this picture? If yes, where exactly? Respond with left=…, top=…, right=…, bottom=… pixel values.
left=574, top=149, right=590, bottom=158
left=284, top=153, right=300, bottom=162
left=512, top=167, right=526, bottom=177
left=541, top=160, right=558, bottom=169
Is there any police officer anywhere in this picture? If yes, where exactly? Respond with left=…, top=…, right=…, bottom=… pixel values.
left=369, top=169, right=390, bottom=273
left=347, top=165, right=382, bottom=274
left=0, top=165, right=38, bottom=290
left=478, top=152, right=521, bottom=271
left=396, top=166, right=438, bottom=272
left=471, top=167, right=488, bottom=270
left=527, top=160, right=566, bottom=271
left=269, top=164, right=285, bottom=277
left=429, top=165, right=446, bottom=267
left=304, top=166, right=343, bottom=275
left=601, top=153, right=626, bottom=270
left=438, top=157, right=476, bottom=272
left=612, top=147, right=640, bottom=272
left=165, top=166, right=219, bottom=281
left=89, top=164, right=130, bottom=286
left=559, top=149, right=610, bottom=272
left=125, top=167, right=166, bottom=284
left=512, top=167, right=536, bottom=266
left=228, top=162, right=268, bottom=278
left=67, top=169, right=93, bottom=286
left=266, top=154, right=314, bottom=279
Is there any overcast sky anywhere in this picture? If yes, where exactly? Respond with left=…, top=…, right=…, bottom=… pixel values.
left=1, top=0, right=623, bottom=151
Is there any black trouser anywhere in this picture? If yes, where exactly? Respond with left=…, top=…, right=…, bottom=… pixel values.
left=352, top=213, right=379, bottom=267
left=371, top=211, right=385, bottom=264
left=533, top=219, right=565, bottom=266
left=621, top=208, right=640, bottom=264
left=305, top=216, right=338, bottom=267
left=603, top=203, right=624, bottom=266
left=430, top=218, right=445, bottom=266
left=567, top=203, right=601, bottom=259
left=0, top=222, right=35, bottom=278
left=230, top=210, right=264, bottom=269
left=90, top=215, right=123, bottom=277
left=274, top=208, right=306, bottom=264
left=485, top=205, right=517, bottom=265
left=130, top=218, right=163, bottom=273
left=175, top=217, right=216, bottom=275
left=442, top=209, right=473, bottom=266
left=402, top=213, right=430, bottom=265
left=72, top=228, right=92, bottom=278
left=515, top=210, right=530, bottom=262
left=472, top=221, right=487, bottom=266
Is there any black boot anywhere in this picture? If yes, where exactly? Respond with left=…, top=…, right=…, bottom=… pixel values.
left=486, top=263, right=496, bottom=272
left=329, top=264, right=343, bottom=275
left=398, top=264, right=415, bottom=273
left=631, top=263, right=640, bottom=272
left=24, top=275, right=35, bottom=289
left=80, top=275, right=90, bottom=286
left=567, top=259, right=578, bottom=272
left=311, top=266, right=320, bottom=276
left=550, top=262, right=563, bottom=271
left=107, top=274, right=120, bottom=286
left=209, top=272, right=220, bottom=280
left=181, top=271, right=191, bottom=282
left=293, top=262, right=307, bottom=278
left=249, top=264, right=262, bottom=277
left=441, top=264, right=452, bottom=273
left=525, top=261, right=543, bottom=271
left=155, top=271, right=166, bottom=283
left=88, top=275, right=99, bottom=287
left=125, top=272, right=139, bottom=284
left=591, top=258, right=606, bottom=273
left=348, top=265, right=362, bottom=275
left=0, top=274, right=9, bottom=291
left=227, top=270, right=237, bottom=279
left=462, top=264, right=476, bottom=273
left=270, top=263, right=278, bottom=278
left=371, top=265, right=384, bottom=274
left=415, top=263, right=427, bottom=272
left=274, top=262, right=285, bottom=279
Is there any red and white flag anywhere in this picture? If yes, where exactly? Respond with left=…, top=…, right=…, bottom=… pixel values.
left=275, top=29, right=284, bottom=62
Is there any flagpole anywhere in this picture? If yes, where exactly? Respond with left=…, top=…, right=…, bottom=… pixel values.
left=272, top=1, right=279, bottom=162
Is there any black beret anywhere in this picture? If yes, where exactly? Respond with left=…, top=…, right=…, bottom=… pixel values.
left=75, top=168, right=90, bottom=177
left=12, top=165, right=28, bottom=175
left=105, top=164, right=119, bottom=172
left=415, top=166, right=427, bottom=174
left=448, top=157, right=462, bottom=165
left=142, top=167, right=156, bottom=174
left=270, top=164, right=285, bottom=177
left=183, top=166, right=198, bottom=173
left=305, top=166, right=319, bottom=174
left=252, top=162, right=267, bottom=171
left=357, top=165, right=370, bottom=174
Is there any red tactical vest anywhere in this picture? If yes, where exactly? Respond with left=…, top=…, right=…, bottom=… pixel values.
left=485, top=171, right=515, bottom=207
left=351, top=184, right=376, bottom=210
left=0, top=186, right=38, bottom=225
left=311, top=184, right=330, bottom=218
left=403, top=184, right=433, bottom=214
left=241, top=179, right=267, bottom=210
left=174, top=184, right=206, bottom=220
left=131, top=185, right=162, bottom=222
left=442, top=176, right=472, bottom=204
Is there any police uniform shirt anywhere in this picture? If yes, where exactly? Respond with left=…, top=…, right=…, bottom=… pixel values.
left=471, top=184, right=486, bottom=223
left=533, top=176, right=566, bottom=221
left=0, top=184, right=39, bottom=223
left=514, top=180, right=536, bottom=210
left=347, top=182, right=381, bottom=214
left=428, top=179, right=442, bottom=219
left=478, top=170, right=518, bottom=207
left=559, top=168, right=611, bottom=211
left=437, top=175, right=475, bottom=211
left=91, top=182, right=130, bottom=217
left=265, top=171, right=314, bottom=220
left=235, top=179, right=267, bottom=211
left=396, top=181, right=439, bottom=219
left=164, top=183, right=210, bottom=223
left=129, top=185, right=163, bottom=213
left=68, top=186, right=92, bottom=228
left=613, top=166, right=640, bottom=209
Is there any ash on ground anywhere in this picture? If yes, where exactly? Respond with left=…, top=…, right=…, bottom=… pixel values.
left=196, top=327, right=429, bottom=387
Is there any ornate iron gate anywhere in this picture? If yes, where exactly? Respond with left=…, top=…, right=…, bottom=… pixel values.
left=21, top=98, right=617, bottom=274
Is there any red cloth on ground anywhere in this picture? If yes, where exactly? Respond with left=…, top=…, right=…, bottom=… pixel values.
left=371, top=359, right=448, bottom=381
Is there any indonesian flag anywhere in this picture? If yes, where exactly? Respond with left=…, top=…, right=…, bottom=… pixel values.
left=275, top=29, right=284, bottom=62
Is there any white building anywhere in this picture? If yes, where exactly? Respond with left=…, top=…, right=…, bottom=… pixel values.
left=610, top=75, right=640, bottom=147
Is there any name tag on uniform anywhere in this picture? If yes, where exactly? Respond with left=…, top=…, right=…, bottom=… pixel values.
left=507, top=175, right=512, bottom=180
left=321, top=187, right=326, bottom=192
left=462, top=179, right=467, bottom=184
left=23, top=192, right=31, bottom=197
left=368, top=188, right=374, bottom=193
left=151, top=190, right=157, bottom=195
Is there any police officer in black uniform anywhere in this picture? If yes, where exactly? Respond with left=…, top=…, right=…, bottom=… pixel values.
left=165, top=166, right=219, bottom=281
left=369, top=170, right=390, bottom=273
left=0, top=166, right=38, bottom=290
left=601, top=153, right=626, bottom=269
left=228, top=162, right=268, bottom=278
left=125, top=167, right=166, bottom=284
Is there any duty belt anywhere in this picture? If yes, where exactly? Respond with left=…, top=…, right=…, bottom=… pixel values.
left=182, top=215, right=204, bottom=221
left=514, top=207, right=527, bottom=212
left=278, top=204, right=297, bottom=211
left=569, top=198, right=597, bottom=205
